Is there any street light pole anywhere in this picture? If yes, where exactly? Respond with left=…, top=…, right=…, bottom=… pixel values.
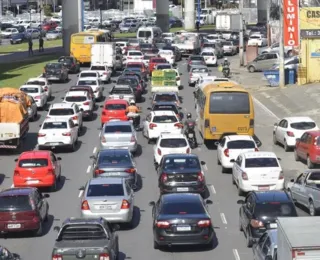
left=279, top=0, right=285, bottom=87
left=239, top=0, right=244, bottom=66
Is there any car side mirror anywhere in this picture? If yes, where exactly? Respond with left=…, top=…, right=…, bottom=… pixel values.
left=74, top=124, right=79, bottom=127
left=57, top=157, right=62, bottom=160
left=230, top=159, right=235, bottom=163
left=80, top=108, right=84, bottom=111
left=296, top=138, right=301, bottom=142
left=90, top=155, right=96, bottom=160
left=277, top=157, right=281, bottom=161
left=200, top=161, right=206, bottom=165
left=42, top=193, right=50, bottom=198
left=77, top=75, right=79, bottom=77
left=274, top=123, right=278, bottom=126
left=61, top=97, right=64, bottom=99
left=112, top=224, right=120, bottom=231
left=147, top=107, right=151, bottom=110
left=149, top=201, right=155, bottom=207
left=53, top=226, right=60, bottom=232
left=14, top=158, right=18, bottom=162
left=39, top=124, right=42, bottom=127
left=237, top=199, right=245, bottom=204
left=205, top=199, right=213, bottom=204
left=79, top=186, right=85, bottom=190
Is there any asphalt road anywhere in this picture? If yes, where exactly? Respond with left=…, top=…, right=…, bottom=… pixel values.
left=0, top=54, right=311, bottom=260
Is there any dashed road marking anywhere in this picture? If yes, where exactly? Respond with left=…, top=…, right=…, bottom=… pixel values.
left=78, top=190, right=83, bottom=198
left=210, top=184, right=216, bottom=194
left=220, top=213, right=227, bottom=224
left=203, top=164, right=208, bottom=171
left=86, top=165, right=91, bottom=174
left=93, top=147, right=97, bottom=154
left=233, top=249, right=241, bottom=260
left=253, top=97, right=280, bottom=120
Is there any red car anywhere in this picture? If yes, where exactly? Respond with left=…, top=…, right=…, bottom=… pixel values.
left=295, top=130, right=320, bottom=168
left=0, top=187, right=49, bottom=236
left=100, top=99, right=129, bottom=126
left=126, top=62, right=147, bottom=74
left=13, top=151, right=62, bottom=191
left=42, top=21, right=58, bottom=31
left=149, top=57, right=167, bottom=75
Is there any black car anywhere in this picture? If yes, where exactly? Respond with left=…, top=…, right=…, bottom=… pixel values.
left=0, top=246, right=20, bottom=260
left=162, top=46, right=182, bottom=61
left=149, top=102, right=183, bottom=119
left=58, top=56, right=80, bottom=74
left=44, top=63, right=69, bottom=82
left=157, top=154, right=206, bottom=195
left=116, top=76, right=142, bottom=101
left=237, top=191, right=297, bottom=248
left=149, top=193, right=214, bottom=249
left=139, top=43, right=155, bottom=53
left=122, top=70, right=147, bottom=92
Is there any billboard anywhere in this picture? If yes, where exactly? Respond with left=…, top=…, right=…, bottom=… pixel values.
left=300, top=7, right=320, bottom=30
left=283, top=0, right=299, bottom=47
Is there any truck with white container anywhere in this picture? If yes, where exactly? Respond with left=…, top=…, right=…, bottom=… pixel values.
left=172, top=33, right=201, bottom=56
left=91, top=43, right=116, bottom=72
left=215, top=13, right=241, bottom=31
left=277, top=217, right=320, bottom=260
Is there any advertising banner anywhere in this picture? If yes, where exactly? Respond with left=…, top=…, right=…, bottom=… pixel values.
left=283, top=0, right=299, bottom=47
left=300, top=7, right=320, bottom=38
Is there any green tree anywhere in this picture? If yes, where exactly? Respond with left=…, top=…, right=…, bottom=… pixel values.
left=43, top=5, right=52, bottom=17
left=270, top=3, right=280, bottom=20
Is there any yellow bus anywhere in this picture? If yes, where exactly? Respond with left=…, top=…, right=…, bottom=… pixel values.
left=70, top=31, right=109, bottom=63
left=194, top=82, right=255, bottom=142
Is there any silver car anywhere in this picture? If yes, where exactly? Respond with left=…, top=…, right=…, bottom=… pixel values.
left=188, top=65, right=210, bottom=86
left=46, top=30, right=62, bottom=40
left=100, top=121, right=138, bottom=153
left=27, top=95, right=38, bottom=121
left=252, top=229, right=277, bottom=260
left=108, top=84, right=135, bottom=103
left=80, top=177, right=135, bottom=225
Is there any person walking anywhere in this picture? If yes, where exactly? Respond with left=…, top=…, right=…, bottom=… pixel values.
left=196, top=20, right=200, bottom=33
left=28, top=38, right=33, bottom=56
left=39, top=36, right=44, bottom=52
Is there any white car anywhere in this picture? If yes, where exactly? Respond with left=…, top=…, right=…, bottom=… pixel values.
left=63, top=91, right=94, bottom=120
left=201, top=49, right=217, bottom=66
left=172, top=69, right=181, bottom=86
left=248, top=34, right=268, bottom=47
left=76, top=77, right=103, bottom=101
left=115, top=41, right=129, bottom=54
left=26, top=77, right=52, bottom=99
left=37, top=117, right=79, bottom=151
left=46, top=102, right=83, bottom=131
left=90, top=64, right=112, bottom=83
left=142, top=111, right=183, bottom=143
left=78, top=70, right=100, bottom=80
left=217, top=135, right=258, bottom=172
left=158, top=50, right=175, bottom=65
left=153, top=133, right=191, bottom=165
left=19, top=85, right=47, bottom=109
left=162, top=32, right=175, bottom=42
left=124, top=51, right=143, bottom=64
left=26, top=28, right=40, bottom=39
left=205, top=34, right=223, bottom=43
left=232, top=151, right=284, bottom=196
left=273, top=116, right=318, bottom=151
left=1, top=28, right=18, bottom=38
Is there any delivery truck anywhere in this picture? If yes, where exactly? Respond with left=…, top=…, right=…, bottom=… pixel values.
left=215, top=13, right=241, bottom=31
left=91, top=43, right=116, bottom=72
left=277, top=217, right=320, bottom=260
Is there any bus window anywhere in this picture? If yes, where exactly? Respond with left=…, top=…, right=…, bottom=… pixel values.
left=209, top=92, right=250, bottom=114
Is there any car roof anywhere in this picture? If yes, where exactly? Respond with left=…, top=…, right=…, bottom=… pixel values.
left=80, top=70, right=97, bottom=74
left=163, top=153, right=199, bottom=159
left=283, top=116, right=315, bottom=123
left=160, top=133, right=185, bottom=139
left=66, top=91, right=87, bottom=96
left=20, top=85, right=41, bottom=89
left=225, top=135, right=255, bottom=141
left=152, top=110, right=176, bottom=116
left=28, top=77, right=46, bottom=82
left=154, top=92, right=177, bottom=95
left=51, top=102, right=74, bottom=109
left=105, top=120, right=131, bottom=126
left=19, top=150, right=51, bottom=159
left=89, top=177, right=124, bottom=185
left=43, top=117, right=70, bottom=123
left=105, top=99, right=128, bottom=105
left=0, top=187, right=35, bottom=197
left=243, top=151, right=277, bottom=159
left=161, top=193, right=202, bottom=203
left=253, top=190, right=290, bottom=203
left=63, top=217, right=105, bottom=225
left=78, top=77, right=98, bottom=80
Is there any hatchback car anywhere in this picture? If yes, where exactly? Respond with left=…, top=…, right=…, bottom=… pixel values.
left=0, top=187, right=49, bottom=236
left=152, top=92, right=180, bottom=106
left=149, top=193, right=214, bottom=249
left=19, top=85, right=47, bottom=109
left=100, top=99, right=129, bottom=126
left=80, top=177, right=135, bottom=226
left=188, top=65, right=210, bottom=86
left=58, top=56, right=80, bottom=74
left=100, top=121, right=138, bottom=154
left=187, top=55, right=206, bottom=71
left=148, top=102, right=183, bottom=119
left=13, top=151, right=62, bottom=191
left=116, top=76, right=143, bottom=101
left=247, top=53, right=279, bottom=73
left=108, top=85, right=135, bottom=104
left=201, top=49, right=217, bottom=66
left=25, top=77, right=52, bottom=99
left=76, top=77, right=103, bottom=101
left=63, top=91, right=94, bottom=120
left=43, top=62, right=69, bottom=82
left=90, top=64, right=112, bottom=83
left=124, top=51, right=143, bottom=65
left=237, top=191, right=297, bottom=247
left=68, top=85, right=95, bottom=103
left=221, top=40, right=237, bottom=55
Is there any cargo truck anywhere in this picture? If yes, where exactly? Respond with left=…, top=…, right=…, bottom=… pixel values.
left=277, top=217, right=320, bottom=260
left=91, top=43, right=116, bottom=72
left=215, top=13, right=241, bottom=31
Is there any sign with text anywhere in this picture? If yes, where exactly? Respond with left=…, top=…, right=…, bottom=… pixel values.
left=283, top=0, right=299, bottom=47
left=300, top=7, right=320, bottom=30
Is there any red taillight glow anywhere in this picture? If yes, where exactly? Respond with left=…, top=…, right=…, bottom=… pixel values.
left=125, top=168, right=136, bottom=174
left=250, top=219, right=264, bottom=228
left=287, top=131, right=294, bottom=137
left=279, top=171, right=284, bottom=179
left=95, top=169, right=105, bottom=175
left=72, top=116, right=78, bottom=120
left=83, top=101, right=90, bottom=105
left=38, top=133, right=46, bottom=137
left=101, top=136, right=106, bottom=143
left=14, top=170, right=20, bottom=176
left=130, top=135, right=136, bottom=142
left=121, top=199, right=130, bottom=209
left=157, top=148, right=162, bottom=156
left=52, top=254, right=63, bottom=260
left=198, top=219, right=211, bottom=227
left=34, top=96, right=41, bottom=99
left=102, top=111, right=106, bottom=116
left=81, top=200, right=90, bottom=210
left=242, top=172, right=248, bottom=180
left=99, top=253, right=109, bottom=260
left=156, top=221, right=170, bottom=228
left=149, top=123, right=157, bottom=129
left=161, top=173, right=168, bottom=183
left=197, top=172, right=204, bottom=182
left=47, top=169, right=54, bottom=175
left=44, top=87, right=48, bottom=91
left=224, top=149, right=229, bottom=157
left=174, top=123, right=183, bottom=128
left=62, top=132, right=71, bottom=136
left=186, top=148, right=190, bottom=153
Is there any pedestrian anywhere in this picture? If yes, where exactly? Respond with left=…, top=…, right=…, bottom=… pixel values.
left=28, top=38, right=33, bottom=56
left=39, top=36, right=44, bottom=52
left=196, top=21, right=200, bottom=33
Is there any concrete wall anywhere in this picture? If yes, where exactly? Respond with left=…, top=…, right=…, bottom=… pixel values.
left=184, top=0, right=195, bottom=30
left=257, top=0, right=267, bottom=23
left=155, top=0, right=169, bottom=32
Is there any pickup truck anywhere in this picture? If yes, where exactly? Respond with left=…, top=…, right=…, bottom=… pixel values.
left=108, top=84, right=135, bottom=103
left=287, top=170, right=320, bottom=216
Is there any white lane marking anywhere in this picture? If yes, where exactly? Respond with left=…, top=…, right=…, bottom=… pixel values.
left=203, top=164, right=208, bottom=171
left=210, top=184, right=216, bottom=194
left=253, top=97, right=280, bottom=120
left=233, top=249, right=241, bottom=260
left=184, top=107, right=187, bottom=112
left=78, top=190, right=83, bottom=198
left=93, top=147, right=97, bottom=154
left=38, top=74, right=43, bottom=78
left=86, top=165, right=91, bottom=174
left=10, top=184, right=14, bottom=188
left=220, top=213, right=227, bottom=224
left=99, top=132, right=101, bottom=137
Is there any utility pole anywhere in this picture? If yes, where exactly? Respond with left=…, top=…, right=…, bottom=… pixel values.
left=127, top=0, right=130, bottom=14
left=279, top=0, right=285, bottom=87
left=266, top=0, right=271, bottom=46
left=239, top=0, right=244, bottom=66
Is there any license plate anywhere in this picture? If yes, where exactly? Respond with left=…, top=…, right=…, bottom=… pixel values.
left=269, top=223, right=277, bottom=229
left=27, top=180, right=39, bottom=184
left=50, top=143, right=60, bottom=146
left=188, top=133, right=194, bottom=138
left=177, top=225, right=191, bottom=231
left=96, top=205, right=112, bottom=210
left=109, top=172, right=121, bottom=176
left=258, top=186, right=269, bottom=191
left=177, top=187, right=189, bottom=192
left=7, top=224, right=21, bottom=229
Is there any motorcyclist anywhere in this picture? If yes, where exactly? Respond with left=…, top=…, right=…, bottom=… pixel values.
left=222, top=57, right=230, bottom=76
left=184, top=113, right=197, bottom=145
left=126, top=100, right=141, bottom=126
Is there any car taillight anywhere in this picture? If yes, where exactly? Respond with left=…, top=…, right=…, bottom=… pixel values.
left=255, top=148, right=259, bottom=151
left=250, top=219, right=264, bottom=228
left=103, top=72, right=108, bottom=75
left=161, top=173, right=168, bottom=183
left=95, top=169, right=105, bottom=175
left=101, top=136, right=106, bottom=143
left=224, top=149, right=229, bottom=157
left=149, top=123, right=157, bottom=129
left=174, top=123, right=183, bottom=128
left=156, top=220, right=170, bottom=228
left=197, top=172, right=204, bottom=182
left=176, top=76, right=180, bottom=80
left=99, top=253, right=109, bottom=260
left=198, top=219, right=211, bottom=227
left=130, top=135, right=136, bottom=142
left=44, top=87, right=48, bottom=91
left=189, top=73, right=192, bottom=78
left=38, top=133, right=46, bottom=137
left=72, top=116, right=78, bottom=120
left=34, top=96, right=41, bottom=99
left=121, top=199, right=130, bottom=209
left=250, top=119, right=254, bottom=128
left=102, top=111, right=106, bottom=116
left=157, top=148, right=161, bottom=156
left=242, top=172, right=248, bottom=180
left=46, top=116, right=50, bottom=119
left=14, top=170, right=20, bottom=176
left=81, top=200, right=90, bottom=210
left=279, top=171, right=284, bottom=179
left=125, top=168, right=136, bottom=173
left=186, top=148, right=190, bottom=153
left=287, top=131, right=294, bottom=137
left=52, top=254, right=63, bottom=260
left=62, top=132, right=71, bottom=136
left=83, top=101, right=90, bottom=105
left=47, top=169, right=54, bottom=175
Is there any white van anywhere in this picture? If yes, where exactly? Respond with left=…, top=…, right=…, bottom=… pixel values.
left=137, top=26, right=162, bottom=44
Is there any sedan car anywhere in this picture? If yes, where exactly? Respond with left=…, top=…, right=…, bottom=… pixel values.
left=188, top=65, right=210, bottom=86
left=100, top=121, right=138, bottom=154
left=43, top=62, right=69, bottom=82
left=201, top=49, right=217, bottom=66
left=13, top=150, right=62, bottom=191
left=248, top=34, right=268, bottom=47
left=152, top=92, right=180, bottom=106
left=25, top=77, right=52, bottom=99
left=90, top=64, right=112, bottom=83
left=63, top=91, right=94, bottom=120
left=58, top=56, right=80, bottom=74
left=237, top=191, right=297, bottom=247
left=187, top=55, right=206, bottom=71
left=46, top=30, right=62, bottom=40
left=148, top=102, right=183, bottom=119
left=119, top=23, right=137, bottom=33
left=149, top=193, right=214, bottom=249
left=116, top=76, right=143, bottom=101
left=19, top=85, right=47, bottom=109
left=79, top=177, right=135, bottom=226
left=100, top=99, right=129, bottom=126
left=108, top=85, right=135, bottom=104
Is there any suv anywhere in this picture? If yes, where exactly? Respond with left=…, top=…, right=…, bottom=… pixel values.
left=63, top=91, right=94, bottom=120
left=0, top=188, right=49, bottom=236
left=52, top=218, right=120, bottom=260
left=247, top=53, right=279, bottom=73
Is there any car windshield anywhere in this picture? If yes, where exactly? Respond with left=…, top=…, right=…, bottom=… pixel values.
left=203, top=44, right=215, bottom=48
left=163, top=158, right=201, bottom=170
left=155, top=94, right=177, bottom=102
left=48, top=30, right=59, bottom=34
left=20, top=87, right=39, bottom=93
left=161, top=201, right=205, bottom=214
left=27, top=81, right=45, bottom=86
left=43, top=122, right=68, bottom=129
left=160, top=138, right=187, bottom=148
left=46, top=64, right=61, bottom=69
left=190, top=56, right=204, bottom=61
left=152, top=115, right=177, bottom=123
left=255, top=202, right=297, bottom=218
left=227, top=140, right=256, bottom=149
left=58, top=58, right=72, bottom=63
left=245, top=157, right=279, bottom=168
left=104, top=125, right=132, bottom=133
left=59, top=224, right=107, bottom=241
left=98, top=152, right=132, bottom=165
left=78, top=80, right=97, bottom=85
left=250, top=35, right=261, bottom=39
left=87, top=184, right=124, bottom=196
left=153, top=105, right=178, bottom=114
left=49, top=108, right=74, bottom=116
left=91, top=66, right=105, bottom=70
left=222, top=41, right=232, bottom=46
left=65, top=96, right=87, bottom=102
left=191, top=68, right=208, bottom=73
left=0, top=195, right=32, bottom=212
left=123, top=24, right=131, bottom=27
left=80, top=73, right=97, bottom=78
left=18, top=158, right=48, bottom=167
left=206, top=35, right=219, bottom=39
left=117, top=78, right=137, bottom=85
left=290, top=122, right=316, bottom=130
left=129, top=52, right=142, bottom=56
left=105, top=104, right=126, bottom=110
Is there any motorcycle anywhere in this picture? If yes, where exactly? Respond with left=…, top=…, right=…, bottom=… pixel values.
left=185, top=120, right=197, bottom=149
left=127, top=112, right=141, bottom=130
left=222, top=66, right=230, bottom=78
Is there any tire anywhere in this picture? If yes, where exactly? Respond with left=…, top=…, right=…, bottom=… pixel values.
left=246, top=228, right=253, bottom=248
left=238, top=185, right=244, bottom=196
left=273, top=132, right=278, bottom=145
left=307, top=156, right=314, bottom=169
left=222, top=166, right=228, bottom=173
left=309, top=200, right=317, bottom=216
left=70, top=141, right=77, bottom=152
left=217, top=156, right=221, bottom=165
left=239, top=217, right=243, bottom=231
left=50, top=180, right=57, bottom=192
left=34, top=221, right=43, bottom=237
left=284, top=140, right=290, bottom=152
left=294, top=149, right=300, bottom=161
left=31, top=111, right=38, bottom=122
left=248, top=66, right=255, bottom=73
left=153, top=240, right=160, bottom=250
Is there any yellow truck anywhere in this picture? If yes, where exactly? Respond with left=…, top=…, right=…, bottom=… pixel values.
left=151, top=69, right=179, bottom=94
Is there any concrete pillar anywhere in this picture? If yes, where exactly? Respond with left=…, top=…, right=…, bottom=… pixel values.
left=62, top=0, right=83, bottom=55
left=156, top=0, right=169, bottom=32
left=184, top=0, right=195, bottom=30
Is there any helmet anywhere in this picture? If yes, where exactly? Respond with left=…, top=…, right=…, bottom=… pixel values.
left=129, top=99, right=135, bottom=105
left=187, top=113, right=192, bottom=119
left=224, top=58, right=228, bottom=61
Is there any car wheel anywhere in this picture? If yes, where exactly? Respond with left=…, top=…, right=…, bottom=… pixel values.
left=70, top=141, right=77, bottom=152
left=217, top=156, right=221, bottom=165
left=239, top=217, right=243, bottom=231
left=307, top=156, right=314, bottom=169
left=284, top=140, right=290, bottom=152
left=32, top=111, right=38, bottom=121
left=153, top=240, right=160, bottom=250
left=238, top=185, right=244, bottom=196
left=34, top=221, right=43, bottom=237
left=232, top=174, right=236, bottom=185
left=246, top=228, right=253, bottom=247
left=248, top=66, right=255, bottom=73
left=294, top=149, right=300, bottom=161
left=273, top=132, right=278, bottom=145
left=222, top=166, right=228, bottom=173
left=309, top=200, right=317, bottom=216
left=50, top=180, right=57, bottom=192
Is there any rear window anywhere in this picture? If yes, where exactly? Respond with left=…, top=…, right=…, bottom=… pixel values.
left=163, top=158, right=200, bottom=170
left=117, top=78, right=137, bottom=86
left=104, top=125, right=132, bottom=133
left=290, top=122, right=316, bottom=130
left=160, top=138, right=187, bottom=148
left=46, top=63, right=62, bottom=69
left=157, top=65, right=171, bottom=70
left=127, top=63, right=142, bottom=68
left=191, top=68, right=208, bottom=73
left=203, top=43, right=215, bottom=48
left=20, top=87, right=39, bottom=94
left=153, top=115, right=177, bottom=123
left=49, top=108, right=74, bottom=116
left=140, top=43, right=152, bottom=48
left=161, top=201, right=205, bottom=214
left=78, top=80, right=97, bottom=85
left=151, top=59, right=166, bottom=63
left=65, top=96, right=87, bottom=102
left=42, top=122, right=67, bottom=129
left=255, top=202, right=297, bottom=218
left=87, top=184, right=124, bottom=197
left=106, top=104, right=126, bottom=110
left=128, top=52, right=142, bottom=56
left=190, top=56, right=204, bottom=61
left=227, top=140, right=256, bottom=149
left=0, top=195, right=32, bottom=212
left=26, top=81, right=45, bottom=86
left=98, top=152, right=131, bottom=165
left=111, top=87, right=133, bottom=94
left=222, top=41, right=232, bottom=45
left=154, top=105, right=178, bottom=114
left=209, top=92, right=250, bottom=114
left=154, top=94, right=177, bottom=102
left=91, top=66, right=105, bottom=70
left=59, top=224, right=107, bottom=241
left=202, top=52, right=214, bottom=56
left=143, top=55, right=152, bottom=60
left=80, top=73, right=97, bottom=78
left=245, top=157, right=279, bottom=168
left=18, top=159, right=48, bottom=167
